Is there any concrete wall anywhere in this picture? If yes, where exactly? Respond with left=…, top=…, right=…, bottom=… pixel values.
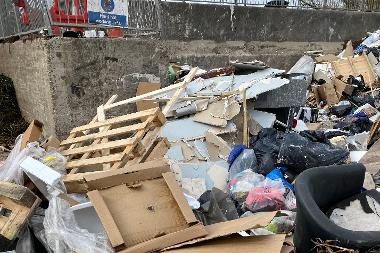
left=0, top=37, right=340, bottom=139
left=160, top=2, right=380, bottom=42
left=0, top=39, right=56, bottom=136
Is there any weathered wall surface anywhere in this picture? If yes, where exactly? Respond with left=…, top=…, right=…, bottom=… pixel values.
left=47, top=38, right=340, bottom=138
left=0, top=39, right=56, bottom=136
left=0, top=37, right=341, bottom=138
left=160, top=2, right=380, bottom=42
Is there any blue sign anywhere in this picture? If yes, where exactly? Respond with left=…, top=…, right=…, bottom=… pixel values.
left=88, top=0, right=128, bottom=27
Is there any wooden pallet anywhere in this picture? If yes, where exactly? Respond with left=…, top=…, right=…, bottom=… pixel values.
left=60, top=107, right=166, bottom=173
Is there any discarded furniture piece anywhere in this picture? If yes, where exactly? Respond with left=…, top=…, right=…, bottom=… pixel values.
left=0, top=182, right=41, bottom=243
left=86, top=165, right=207, bottom=253
left=294, top=163, right=380, bottom=252
left=60, top=107, right=166, bottom=174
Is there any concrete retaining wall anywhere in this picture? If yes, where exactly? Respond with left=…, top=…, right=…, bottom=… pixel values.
left=160, top=2, right=380, bottom=42
left=0, top=37, right=340, bottom=138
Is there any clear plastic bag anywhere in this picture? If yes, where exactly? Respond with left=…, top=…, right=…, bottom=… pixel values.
left=43, top=196, right=114, bottom=253
left=265, top=211, right=296, bottom=234
left=15, top=227, right=34, bottom=253
left=0, top=135, right=45, bottom=185
left=228, top=170, right=265, bottom=204
left=285, top=190, right=297, bottom=211
left=244, top=178, right=286, bottom=213
left=40, top=151, right=67, bottom=175
left=228, top=149, right=258, bottom=180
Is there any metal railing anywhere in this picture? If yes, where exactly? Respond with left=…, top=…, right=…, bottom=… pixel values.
left=0, top=0, right=161, bottom=39
left=0, top=0, right=50, bottom=39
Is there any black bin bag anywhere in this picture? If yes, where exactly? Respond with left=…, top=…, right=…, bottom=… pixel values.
left=278, top=133, right=349, bottom=173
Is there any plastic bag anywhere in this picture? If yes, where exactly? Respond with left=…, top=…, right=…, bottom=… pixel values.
left=40, top=151, right=67, bottom=175
left=244, top=178, right=286, bottom=213
left=228, top=149, right=257, bottom=180
left=278, top=133, right=349, bottom=173
left=265, top=211, right=296, bottom=234
left=43, top=195, right=113, bottom=253
left=251, top=128, right=283, bottom=175
left=15, top=227, right=34, bottom=253
left=285, top=190, right=297, bottom=211
left=266, top=167, right=294, bottom=192
left=197, top=188, right=239, bottom=225
left=0, top=136, right=45, bottom=185
left=228, top=170, right=265, bottom=204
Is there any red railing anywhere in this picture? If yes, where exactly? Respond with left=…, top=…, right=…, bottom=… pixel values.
left=49, top=0, right=88, bottom=34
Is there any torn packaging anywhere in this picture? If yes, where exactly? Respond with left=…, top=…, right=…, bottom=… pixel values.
left=87, top=170, right=207, bottom=253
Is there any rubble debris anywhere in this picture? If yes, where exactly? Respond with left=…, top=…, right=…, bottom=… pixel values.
left=6, top=30, right=380, bottom=253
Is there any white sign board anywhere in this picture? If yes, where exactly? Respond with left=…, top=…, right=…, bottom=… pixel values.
left=88, top=0, right=128, bottom=27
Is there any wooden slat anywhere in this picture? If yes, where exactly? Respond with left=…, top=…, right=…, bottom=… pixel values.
left=69, top=108, right=159, bottom=134
left=97, top=104, right=111, bottom=171
left=61, top=122, right=148, bottom=146
left=110, top=130, right=147, bottom=170
left=66, top=153, right=123, bottom=168
left=61, top=139, right=133, bottom=156
left=104, top=82, right=185, bottom=111
left=162, top=67, right=198, bottom=116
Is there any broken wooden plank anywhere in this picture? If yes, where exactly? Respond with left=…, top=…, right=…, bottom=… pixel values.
left=69, top=108, right=159, bottom=134
left=61, top=122, right=147, bottom=146
left=162, top=67, right=198, bottom=116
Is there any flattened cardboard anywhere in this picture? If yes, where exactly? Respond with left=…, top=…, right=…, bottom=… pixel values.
left=333, top=78, right=353, bottom=99
left=343, top=40, right=354, bottom=58
left=87, top=171, right=207, bottom=253
left=64, top=159, right=170, bottom=193
left=315, top=54, right=339, bottom=63
left=41, top=135, right=60, bottom=151
left=359, top=138, right=380, bottom=175
left=21, top=120, right=43, bottom=150
left=332, top=55, right=377, bottom=86
left=165, top=211, right=276, bottom=250
left=165, top=234, right=286, bottom=253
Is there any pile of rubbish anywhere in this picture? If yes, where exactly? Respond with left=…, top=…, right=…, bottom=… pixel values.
left=2, top=30, right=380, bottom=253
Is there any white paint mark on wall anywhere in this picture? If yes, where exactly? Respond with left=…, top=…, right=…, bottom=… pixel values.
left=230, top=5, right=235, bottom=31
left=328, top=27, right=335, bottom=41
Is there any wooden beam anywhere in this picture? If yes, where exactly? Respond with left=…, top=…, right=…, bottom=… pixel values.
left=162, top=67, right=198, bottom=116
left=69, top=108, right=158, bottom=134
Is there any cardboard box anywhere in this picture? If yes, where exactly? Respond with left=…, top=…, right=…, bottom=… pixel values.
left=64, top=159, right=171, bottom=193
left=86, top=166, right=207, bottom=252
left=20, top=120, right=43, bottom=150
